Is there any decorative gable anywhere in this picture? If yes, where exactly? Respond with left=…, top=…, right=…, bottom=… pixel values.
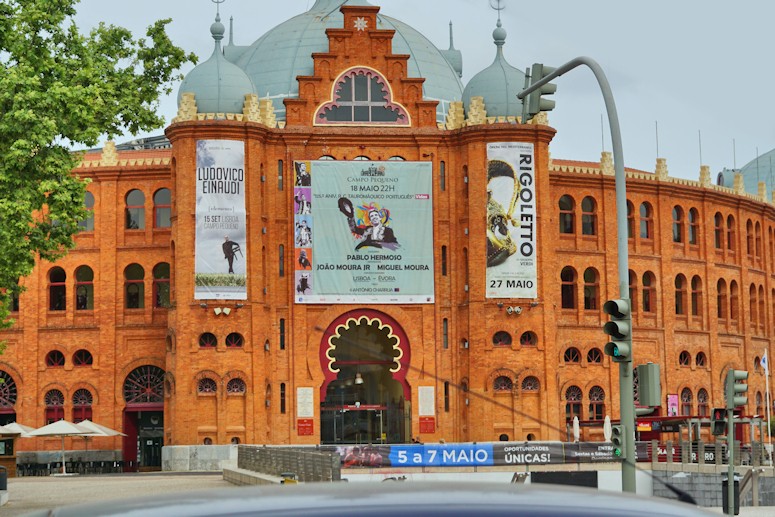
left=284, top=5, right=438, bottom=128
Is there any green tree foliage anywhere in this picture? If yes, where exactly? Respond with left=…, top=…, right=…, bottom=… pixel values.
left=0, top=0, right=195, bottom=327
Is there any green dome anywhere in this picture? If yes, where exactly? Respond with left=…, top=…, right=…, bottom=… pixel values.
left=233, top=0, right=463, bottom=124
left=178, top=14, right=257, bottom=115
left=462, top=20, right=524, bottom=119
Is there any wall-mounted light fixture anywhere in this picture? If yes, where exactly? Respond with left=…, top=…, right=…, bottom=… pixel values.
left=199, top=303, right=208, bottom=309
left=235, top=303, right=244, bottom=308
left=354, top=372, right=364, bottom=385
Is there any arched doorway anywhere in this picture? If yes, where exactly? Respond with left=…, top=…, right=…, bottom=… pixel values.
left=122, top=365, right=164, bottom=471
left=319, top=310, right=411, bottom=445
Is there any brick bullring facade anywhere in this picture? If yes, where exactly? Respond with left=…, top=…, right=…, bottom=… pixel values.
left=0, top=4, right=771, bottom=468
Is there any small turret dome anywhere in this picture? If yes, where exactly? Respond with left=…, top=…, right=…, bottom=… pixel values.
left=462, top=19, right=525, bottom=119
left=177, top=13, right=256, bottom=115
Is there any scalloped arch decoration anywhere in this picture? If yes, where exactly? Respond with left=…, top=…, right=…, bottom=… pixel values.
left=315, top=67, right=410, bottom=126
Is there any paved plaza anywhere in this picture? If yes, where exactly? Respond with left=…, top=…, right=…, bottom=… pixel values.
left=2, top=472, right=235, bottom=516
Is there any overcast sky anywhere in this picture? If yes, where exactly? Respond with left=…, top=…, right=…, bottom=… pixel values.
left=74, top=0, right=774, bottom=180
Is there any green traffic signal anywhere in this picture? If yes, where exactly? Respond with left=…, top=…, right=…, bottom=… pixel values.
left=603, top=299, right=632, bottom=363
left=725, top=369, right=748, bottom=410
left=526, top=63, right=557, bottom=119
left=611, top=424, right=626, bottom=460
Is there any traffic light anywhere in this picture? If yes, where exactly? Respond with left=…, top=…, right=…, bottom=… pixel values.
left=725, top=369, right=748, bottom=410
left=603, top=298, right=632, bottom=362
left=711, top=407, right=727, bottom=436
left=525, top=63, right=557, bottom=120
left=611, top=424, right=626, bottom=459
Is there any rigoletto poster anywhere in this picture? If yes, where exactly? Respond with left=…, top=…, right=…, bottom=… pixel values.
left=294, top=160, right=434, bottom=304
left=194, top=140, right=247, bottom=300
left=485, top=142, right=538, bottom=299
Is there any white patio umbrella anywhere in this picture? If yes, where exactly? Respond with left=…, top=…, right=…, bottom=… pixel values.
left=27, top=420, right=97, bottom=475
left=603, top=415, right=613, bottom=442
left=572, top=416, right=580, bottom=442
left=76, top=419, right=126, bottom=437
left=0, top=422, right=35, bottom=437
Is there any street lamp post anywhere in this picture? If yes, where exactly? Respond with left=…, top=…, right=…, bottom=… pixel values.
left=519, top=57, right=635, bottom=493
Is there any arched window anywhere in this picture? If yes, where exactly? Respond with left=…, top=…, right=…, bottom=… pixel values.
left=581, top=196, right=597, bottom=235
left=564, top=347, right=581, bottom=363
left=124, top=264, right=145, bottom=309
left=73, top=349, right=93, bottom=366
left=717, top=279, right=728, bottom=321
left=714, top=213, right=723, bottom=249
left=560, top=266, right=577, bottom=309
left=78, top=191, right=95, bottom=231
left=197, top=378, right=217, bottom=394
left=280, top=382, right=287, bottom=413
left=695, top=352, right=707, bottom=368
left=691, top=275, right=702, bottom=318
left=493, top=376, right=513, bottom=392
left=0, top=371, right=18, bottom=411
left=153, top=188, right=171, bottom=228
left=697, top=388, right=709, bottom=417
left=672, top=206, right=684, bottom=243
left=227, top=378, right=246, bottom=394
left=558, top=195, right=575, bottom=234
left=45, top=389, right=65, bottom=423
left=125, top=189, right=145, bottom=229
left=152, top=263, right=170, bottom=308
left=628, top=270, right=638, bottom=315
left=226, top=333, right=244, bottom=348
left=199, top=333, right=217, bottom=348
left=588, top=386, right=605, bottom=421
left=750, top=284, right=758, bottom=332
left=72, top=388, right=93, bottom=423
left=674, top=275, right=687, bottom=315
left=315, top=68, right=409, bottom=125
left=679, top=351, right=691, bottom=366
left=626, top=201, right=634, bottom=239
left=48, top=267, right=66, bottom=311
left=123, top=365, right=164, bottom=405
left=730, top=280, right=740, bottom=326
left=680, top=388, right=693, bottom=416
left=639, top=202, right=653, bottom=239
left=746, top=220, right=754, bottom=256
left=759, top=285, right=766, bottom=334
left=726, top=215, right=736, bottom=251
left=492, top=331, right=512, bottom=347
left=755, top=222, right=762, bottom=259
left=520, top=331, right=537, bottom=347
left=587, top=348, right=603, bottom=363
left=75, top=266, right=94, bottom=310
left=642, top=272, right=656, bottom=313
left=688, top=208, right=699, bottom=245
left=45, top=350, right=65, bottom=367
left=565, top=385, right=582, bottom=422
left=756, top=391, right=763, bottom=415
left=521, top=376, right=540, bottom=392
left=583, top=267, right=599, bottom=310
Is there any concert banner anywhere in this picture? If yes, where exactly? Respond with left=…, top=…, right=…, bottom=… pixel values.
left=194, top=140, right=247, bottom=300
left=294, top=160, right=434, bottom=304
left=485, top=142, right=537, bottom=299
left=323, top=442, right=620, bottom=468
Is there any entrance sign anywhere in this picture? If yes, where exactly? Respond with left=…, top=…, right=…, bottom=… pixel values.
left=294, top=160, right=434, bottom=304
left=485, top=142, right=537, bottom=299
left=194, top=140, right=247, bottom=300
